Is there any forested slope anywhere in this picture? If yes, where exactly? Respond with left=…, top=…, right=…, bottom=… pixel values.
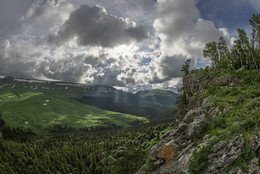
left=0, top=119, right=176, bottom=174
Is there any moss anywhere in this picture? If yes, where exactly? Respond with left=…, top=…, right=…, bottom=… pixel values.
left=159, top=144, right=177, bottom=167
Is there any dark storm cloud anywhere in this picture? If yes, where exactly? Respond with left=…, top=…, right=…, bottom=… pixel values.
left=49, top=5, right=149, bottom=47
left=149, top=55, right=195, bottom=84
left=91, top=68, right=125, bottom=87
left=161, top=55, right=189, bottom=78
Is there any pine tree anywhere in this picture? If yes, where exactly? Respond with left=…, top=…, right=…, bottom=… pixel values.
left=181, top=59, right=191, bottom=76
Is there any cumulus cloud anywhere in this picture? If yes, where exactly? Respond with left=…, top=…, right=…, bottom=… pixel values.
left=154, top=0, right=200, bottom=46
left=21, top=0, right=73, bottom=37
left=0, top=0, right=240, bottom=92
left=161, top=55, right=191, bottom=78
left=67, top=0, right=156, bottom=30
left=49, top=5, right=149, bottom=47
left=147, top=0, right=233, bottom=86
left=154, top=0, right=232, bottom=58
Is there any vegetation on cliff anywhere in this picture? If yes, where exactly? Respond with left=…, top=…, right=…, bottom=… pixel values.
left=141, top=14, right=260, bottom=174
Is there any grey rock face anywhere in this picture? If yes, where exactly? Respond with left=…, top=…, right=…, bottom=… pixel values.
left=205, top=135, right=244, bottom=174
left=201, top=97, right=213, bottom=110
left=228, top=168, right=245, bottom=174
left=140, top=74, right=259, bottom=174
left=149, top=115, right=206, bottom=174
left=208, top=107, right=222, bottom=120
left=168, top=143, right=195, bottom=173
left=187, top=114, right=206, bottom=137
left=183, top=107, right=205, bottom=122
left=250, top=134, right=260, bottom=152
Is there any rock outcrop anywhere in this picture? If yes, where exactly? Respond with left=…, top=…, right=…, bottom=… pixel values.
left=139, top=71, right=260, bottom=174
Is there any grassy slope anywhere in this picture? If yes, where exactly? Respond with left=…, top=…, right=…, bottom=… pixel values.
left=188, top=69, right=260, bottom=173
left=0, top=81, right=148, bottom=133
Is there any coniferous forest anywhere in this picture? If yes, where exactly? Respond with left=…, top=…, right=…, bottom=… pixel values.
left=0, top=116, right=175, bottom=174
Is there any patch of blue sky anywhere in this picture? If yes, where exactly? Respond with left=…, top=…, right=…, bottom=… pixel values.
left=138, top=69, right=149, bottom=73
left=195, top=58, right=211, bottom=69
left=138, top=57, right=152, bottom=66
left=196, top=0, right=255, bottom=32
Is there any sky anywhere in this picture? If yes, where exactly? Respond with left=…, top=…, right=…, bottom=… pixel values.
left=0, top=0, right=259, bottom=92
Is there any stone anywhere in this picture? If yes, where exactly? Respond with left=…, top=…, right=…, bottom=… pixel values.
left=187, top=114, right=206, bottom=137
left=205, top=135, right=244, bottom=174
left=168, top=143, right=195, bottom=173
left=158, top=143, right=178, bottom=166
left=150, top=123, right=188, bottom=161
left=248, top=158, right=259, bottom=174
left=201, top=97, right=213, bottom=110
left=250, top=134, right=260, bottom=151
left=209, top=76, right=230, bottom=86
left=169, top=123, right=188, bottom=138
left=160, top=130, right=172, bottom=140
left=183, top=107, right=205, bottom=122
left=228, top=168, right=244, bottom=174
left=208, top=108, right=222, bottom=120
left=153, top=159, right=164, bottom=166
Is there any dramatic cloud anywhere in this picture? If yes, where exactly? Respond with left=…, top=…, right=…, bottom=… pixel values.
left=67, top=0, right=156, bottom=30
left=154, top=0, right=232, bottom=58
left=49, top=5, right=149, bottom=47
left=147, top=0, right=232, bottom=86
left=0, top=0, right=256, bottom=92
left=21, top=0, right=73, bottom=37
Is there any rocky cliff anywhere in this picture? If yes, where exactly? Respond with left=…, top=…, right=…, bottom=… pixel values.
left=139, top=69, right=260, bottom=174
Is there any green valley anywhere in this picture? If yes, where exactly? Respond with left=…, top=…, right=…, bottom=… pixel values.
left=0, top=78, right=149, bottom=133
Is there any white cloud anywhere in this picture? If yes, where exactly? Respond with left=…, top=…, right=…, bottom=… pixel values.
left=0, top=0, right=237, bottom=92
left=21, top=0, right=73, bottom=37
left=147, top=0, right=233, bottom=85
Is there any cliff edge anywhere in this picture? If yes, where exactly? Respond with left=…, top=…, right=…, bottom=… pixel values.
left=139, top=69, right=260, bottom=174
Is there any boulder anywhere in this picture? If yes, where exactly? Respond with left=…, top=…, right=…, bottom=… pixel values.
left=209, top=76, right=230, bottom=86
left=187, top=114, right=206, bottom=137
left=183, top=107, right=205, bottom=122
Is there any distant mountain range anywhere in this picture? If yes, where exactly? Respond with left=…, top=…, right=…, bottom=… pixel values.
left=0, top=76, right=180, bottom=131
left=79, top=87, right=180, bottom=120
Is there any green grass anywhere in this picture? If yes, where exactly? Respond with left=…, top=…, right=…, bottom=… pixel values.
left=187, top=69, right=260, bottom=173
left=0, top=81, right=148, bottom=133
